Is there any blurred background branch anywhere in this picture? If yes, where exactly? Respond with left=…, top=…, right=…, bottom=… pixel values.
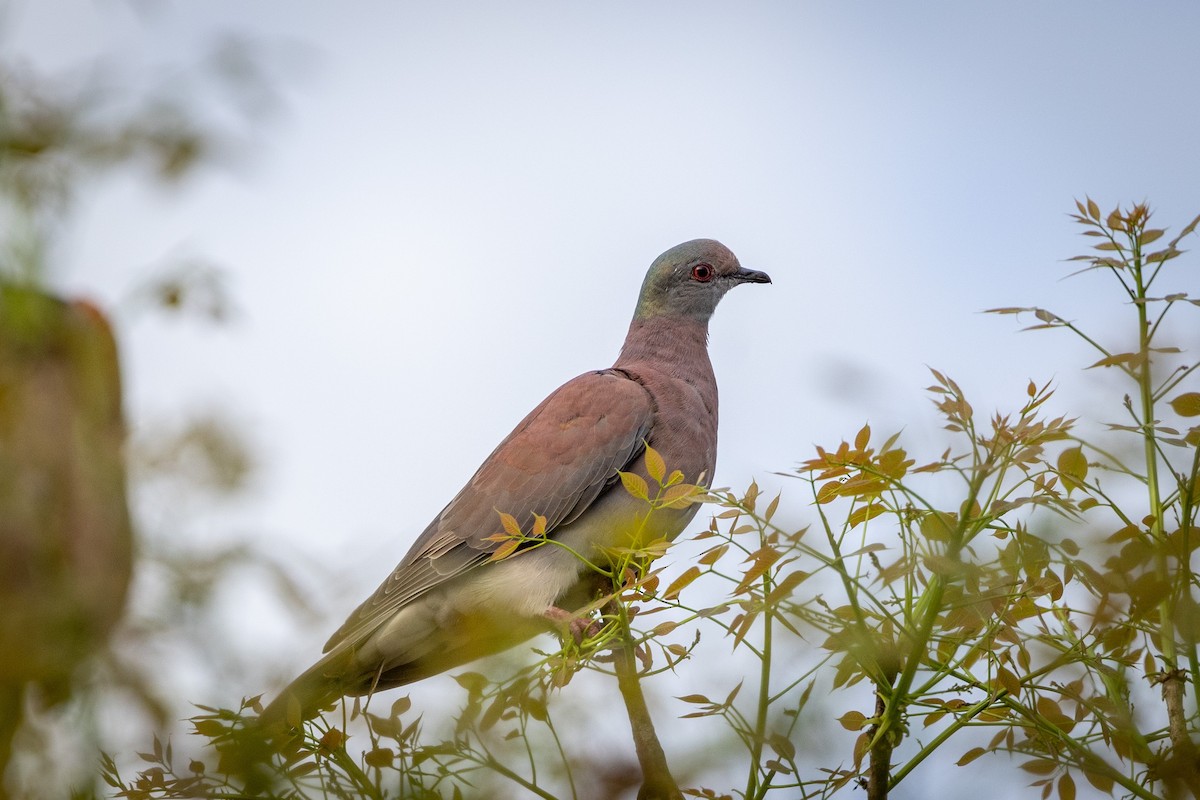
left=0, top=4, right=311, bottom=797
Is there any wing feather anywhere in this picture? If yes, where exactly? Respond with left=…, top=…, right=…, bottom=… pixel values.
left=323, top=368, right=652, bottom=652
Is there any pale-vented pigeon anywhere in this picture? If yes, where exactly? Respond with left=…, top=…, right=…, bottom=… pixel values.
left=262, top=239, right=769, bottom=723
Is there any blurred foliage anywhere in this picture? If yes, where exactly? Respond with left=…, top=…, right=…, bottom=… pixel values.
left=0, top=60, right=206, bottom=281
left=105, top=204, right=1200, bottom=798
left=0, top=8, right=309, bottom=798
left=0, top=288, right=133, bottom=790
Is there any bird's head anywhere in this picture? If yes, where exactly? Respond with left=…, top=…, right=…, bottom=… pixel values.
left=633, top=239, right=771, bottom=322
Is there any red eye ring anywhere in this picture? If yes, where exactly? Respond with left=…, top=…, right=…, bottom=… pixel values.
left=691, top=264, right=713, bottom=282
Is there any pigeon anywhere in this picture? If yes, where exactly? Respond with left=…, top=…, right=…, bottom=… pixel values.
left=261, top=239, right=769, bottom=723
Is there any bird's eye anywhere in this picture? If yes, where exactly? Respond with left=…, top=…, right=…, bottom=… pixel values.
left=691, top=264, right=713, bottom=282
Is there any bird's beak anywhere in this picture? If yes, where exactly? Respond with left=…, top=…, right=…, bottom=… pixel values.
left=733, top=268, right=772, bottom=285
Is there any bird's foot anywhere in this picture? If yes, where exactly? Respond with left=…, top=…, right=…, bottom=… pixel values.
left=543, top=606, right=602, bottom=645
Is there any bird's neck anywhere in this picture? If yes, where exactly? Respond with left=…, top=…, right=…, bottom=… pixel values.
left=614, top=315, right=713, bottom=379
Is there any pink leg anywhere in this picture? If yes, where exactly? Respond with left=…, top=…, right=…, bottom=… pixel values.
left=543, top=606, right=602, bottom=644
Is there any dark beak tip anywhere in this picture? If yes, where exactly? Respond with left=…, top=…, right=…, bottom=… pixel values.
left=738, top=269, right=772, bottom=285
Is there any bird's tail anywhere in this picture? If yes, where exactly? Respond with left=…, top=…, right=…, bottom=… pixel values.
left=257, top=646, right=360, bottom=729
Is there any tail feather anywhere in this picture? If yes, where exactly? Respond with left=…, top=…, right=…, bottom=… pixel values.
left=258, top=646, right=360, bottom=728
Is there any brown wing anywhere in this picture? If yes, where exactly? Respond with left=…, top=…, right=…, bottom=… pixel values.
left=323, top=368, right=653, bottom=652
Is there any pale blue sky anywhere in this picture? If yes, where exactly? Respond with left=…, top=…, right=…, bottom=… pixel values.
left=5, top=2, right=1199, bottom=796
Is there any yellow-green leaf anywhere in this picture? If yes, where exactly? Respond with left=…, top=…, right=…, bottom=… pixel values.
left=852, top=731, right=871, bottom=770
left=489, top=539, right=520, bottom=561
left=676, top=693, right=712, bottom=705
left=660, top=482, right=703, bottom=508
left=699, top=543, right=729, bottom=565
left=644, top=444, right=666, bottom=484
left=663, top=566, right=702, bottom=600
left=364, top=748, right=394, bottom=768
left=1086, top=352, right=1144, bottom=369
left=1170, top=392, right=1200, bottom=417
left=391, top=696, right=412, bottom=718
left=498, top=511, right=522, bottom=537
left=1083, top=769, right=1114, bottom=792
left=838, top=710, right=866, bottom=731
left=764, top=492, right=781, bottom=522
left=957, top=747, right=987, bottom=766
left=1059, top=773, right=1076, bottom=800
left=768, top=734, right=796, bottom=761
left=193, top=719, right=225, bottom=738
left=619, top=471, right=649, bottom=501
left=1057, top=446, right=1088, bottom=492
left=996, top=666, right=1021, bottom=696
left=319, top=728, right=346, bottom=752
left=878, top=448, right=911, bottom=478
left=764, top=570, right=809, bottom=606
left=848, top=502, right=885, bottom=529
left=651, top=620, right=679, bottom=636
left=1020, top=758, right=1058, bottom=775
left=854, top=423, right=871, bottom=451
left=816, top=481, right=840, bottom=504
left=920, top=511, right=956, bottom=542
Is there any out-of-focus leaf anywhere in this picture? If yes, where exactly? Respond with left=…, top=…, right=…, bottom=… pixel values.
left=1169, top=392, right=1200, bottom=417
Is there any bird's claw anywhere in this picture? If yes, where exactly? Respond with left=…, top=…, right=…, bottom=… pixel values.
left=543, top=606, right=602, bottom=645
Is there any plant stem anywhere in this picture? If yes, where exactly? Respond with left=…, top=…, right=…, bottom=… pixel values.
left=745, top=532, right=776, bottom=800
left=1123, top=219, right=1200, bottom=797
left=479, top=753, right=563, bottom=800
left=607, top=598, right=681, bottom=800
left=867, top=687, right=894, bottom=800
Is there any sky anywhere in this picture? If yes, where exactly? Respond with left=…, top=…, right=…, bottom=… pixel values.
left=4, top=1, right=1200, bottom=797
